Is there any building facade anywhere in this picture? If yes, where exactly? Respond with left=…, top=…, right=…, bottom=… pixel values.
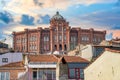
left=0, top=53, right=89, bottom=80
left=0, top=52, right=23, bottom=66
left=26, top=54, right=89, bottom=80
left=13, top=12, right=106, bottom=54
left=84, top=48, right=120, bottom=80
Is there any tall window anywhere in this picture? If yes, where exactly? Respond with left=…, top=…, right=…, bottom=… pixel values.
left=0, top=72, right=10, bottom=80
left=54, top=35, right=57, bottom=41
left=69, top=69, right=75, bottom=78
left=69, top=68, right=84, bottom=79
left=70, top=36, right=77, bottom=50
left=64, top=28, right=66, bottom=31
left=81, top=36, right=89, bottom=42
left=44, top=36, right=49, bottom=41
left=64, top=35, right=66, bottom=41
left=80, top=69, right=84, bottom=79
left=59, top=35, right=62, bottom=41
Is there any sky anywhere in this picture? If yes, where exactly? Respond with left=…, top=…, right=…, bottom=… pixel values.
left=0, top=0, right=120, bottom=46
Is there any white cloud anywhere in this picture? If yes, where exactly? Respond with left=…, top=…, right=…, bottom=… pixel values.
left=2, top=0, right=117, bottom=24
left=1, top=23, right=49, bottom=48
left=2, top=23, right=49, bottom=35
left=3, top=0, right=117, bottom=16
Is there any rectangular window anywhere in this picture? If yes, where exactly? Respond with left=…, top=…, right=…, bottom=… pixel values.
left=80, top=69, right=84, bottom=79
left=69, top=69, right=75, bottom=79
left=33, top=71, right=37, bottom=79
left=59, top=35, right=62, bottom=41
left=54, top=35, right=57, bottom=41
left=64, top=35, right=66, bottom=41
left=44, top=36, right=49, bottom=41
left=0, top=72, right=10, bottom=80
left=69, top=68, right=84, bottom=79
left=33, top=69, right=56, bottom=80
left=2, top=58, right=8, bottom=63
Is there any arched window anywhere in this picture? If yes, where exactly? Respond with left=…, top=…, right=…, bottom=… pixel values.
left=59, top=44, right=62, bottom=50
left=54, top=45, right=57, bottom=50
left=64, top=44, right=67, bottom=50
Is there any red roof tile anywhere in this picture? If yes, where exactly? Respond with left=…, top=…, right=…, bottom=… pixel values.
left=0, top=61, right=24, bottom=67
left=28, top=54, right=59, bottom=63
left=28, top=54, right=89, bottom=63
left=63, top=56, right=89, bottom=63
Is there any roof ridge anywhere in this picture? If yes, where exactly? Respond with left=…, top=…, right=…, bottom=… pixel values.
left=52, top=54, right=61, bottom=60
left=0, top=61, right=24, bottom=67
left=105, top=48, right=120, bottom=53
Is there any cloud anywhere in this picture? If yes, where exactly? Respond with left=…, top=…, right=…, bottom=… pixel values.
left=20, top=14, right=35, bottom=25
left=83, top=10, right=119, bottom=26
left=111, top=25, right=120, bottom=30
left=110, top=30, right=120, bottom=38
left=0, top=0, right=119, bottom=42
left=0, top=11, right=13, bottom=24
left=37, top=14, right=50, bottom=24
left=3, top=0, right=117, bottom=17
left=68, top=7, right=120, bottom=30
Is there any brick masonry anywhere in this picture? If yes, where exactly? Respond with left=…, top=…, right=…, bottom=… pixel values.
left=13, top=12, right=106, bottom=54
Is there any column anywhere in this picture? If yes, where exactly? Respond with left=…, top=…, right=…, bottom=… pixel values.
left=50, top=28, right=53, bottom=52
left=62, top=26, right=64, bottom=51
left=90, top=28, right=94, bottom=44
left=37, top=27, right=41, bottom=54
left=67, top=27, right=70, bottom=51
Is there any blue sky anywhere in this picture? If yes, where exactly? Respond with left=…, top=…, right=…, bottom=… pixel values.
left=0, top=0, right=120, bottom=43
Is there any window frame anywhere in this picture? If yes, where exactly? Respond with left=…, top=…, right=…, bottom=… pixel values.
left=68, top=68, right=84, bottom=79
left=0, top=72, right=10, bottom=80
left=2, top=58, right=8, bottom=63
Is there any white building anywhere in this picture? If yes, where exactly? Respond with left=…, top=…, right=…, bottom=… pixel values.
left=0, top=52, right=23, bottom=66
left=84, top=48, right=120, bottom=80
left=80, top=45, right=105, bottom=61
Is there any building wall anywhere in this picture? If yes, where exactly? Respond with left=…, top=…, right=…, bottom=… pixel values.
left=0, top=68, right=25, bottom=80
left=68, top=63, right=88, bottom=80
left=0, top=52, right=23, bottom=66
left=84, top=50, right=120, bottom=80
left=13, top=13, right=106, bottom=54
left=56, top=62, right=68, bottom=80
left=81, top=45, right=93, bottom=61
left=13, top=27, right=105, bottom=54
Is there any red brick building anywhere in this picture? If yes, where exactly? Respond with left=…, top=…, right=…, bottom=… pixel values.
left=13, top=12, right=106, bottom=54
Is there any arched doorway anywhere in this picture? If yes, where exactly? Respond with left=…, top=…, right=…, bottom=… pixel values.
left=54, top=45, right=57, bottom=50
left=64, top=44, right=67, bottom=51
left=59, top=44, right=62, bottom=50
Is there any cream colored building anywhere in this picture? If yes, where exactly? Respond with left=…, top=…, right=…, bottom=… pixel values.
left=84, top=48, right=120, bottom=80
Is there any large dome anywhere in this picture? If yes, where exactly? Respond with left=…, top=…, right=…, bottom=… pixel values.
left=51, top=11, right=64, bottom=20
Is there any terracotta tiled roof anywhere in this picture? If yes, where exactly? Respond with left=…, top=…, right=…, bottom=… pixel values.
left=28, top=54, right=59, bottom=63
left=63, top=56, right=89, bottom=63
left=28, top=54, right=89, bottom=63
left=0, top=61, right=24, bottom=67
